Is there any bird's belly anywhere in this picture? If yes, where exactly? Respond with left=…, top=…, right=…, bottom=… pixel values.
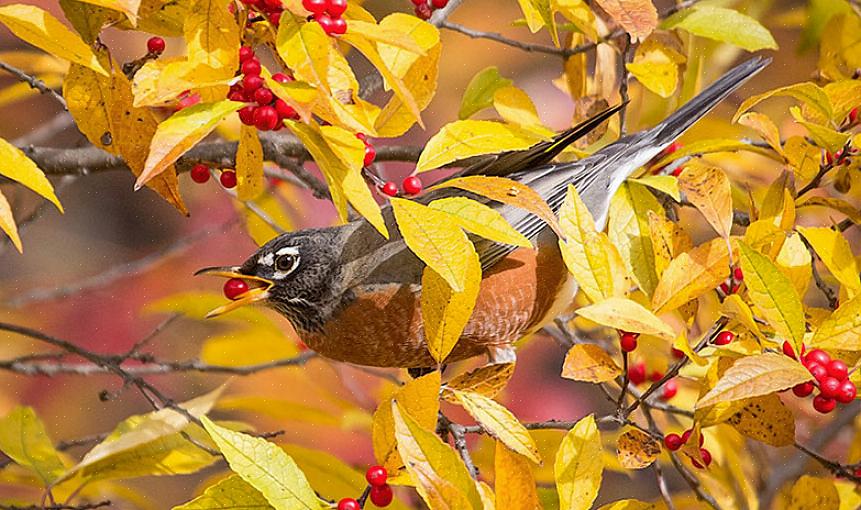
left=298, top=238, right=571, bottom=368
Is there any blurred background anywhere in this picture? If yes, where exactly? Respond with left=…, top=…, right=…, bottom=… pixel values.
left=0, top=0, right=844, bottom=507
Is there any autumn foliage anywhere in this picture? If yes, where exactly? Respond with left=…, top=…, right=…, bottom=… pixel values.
left=2, top=0, right=861, bottom=509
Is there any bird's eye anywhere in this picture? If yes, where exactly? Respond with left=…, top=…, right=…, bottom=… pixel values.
left=274, top=253, right=299, bottom=273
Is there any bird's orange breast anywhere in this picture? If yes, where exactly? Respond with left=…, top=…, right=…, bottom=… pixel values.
left=299, top=233, right=572, bottom=368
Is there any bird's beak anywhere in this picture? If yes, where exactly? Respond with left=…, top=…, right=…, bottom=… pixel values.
left=194, top=266, right=274, bottom=318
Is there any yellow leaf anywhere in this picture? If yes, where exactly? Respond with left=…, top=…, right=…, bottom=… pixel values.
left=286, top=121, right=386, bottom=236
left=434, top=175, right=561, bottom=237
left=608, top=182, right=661, bottom=297
left=726, top=395, right=795, bottom=447
left=595, top=0, right=657, bottom=41
left=416, top=120, right=545, bottom=172
left=0, top=406, right=67, bottom=486
left=646, top=211, right=680, bottom=279
left=796, top=196, right=861, bottom=225
left=625, top=32, right=683, bottom=97
left=263, top=73, right=318, bottom=122
left=0, top=74, right=63, bottom=108
left=0, top=190, right=21, bottom=252
left=630, top=175, right=680, bottom=202
left=696, top=353, right=812, bottom=409
left=784, top=136, right=821, bottom=186
left=392, top=402, right=483, bottom=510
left=345, top=19, right=425, bottom=55
left=738, top=242, right=806, bottom=353
left=445, top=363, right=515, bottom=399
left=775, top=232, right=812, bottom=299
left=131, top=58, right=229, bottom=107
left=373, top=372, right=440, bottom=471
left=0, top=137, right=62, bottom=213
left=173, top=475, right=270, bottom=510
left=673, top=330, right=707, bottom=366
left=492, top=86, right=546, bottom=131
left=77, top=0, right=139, bottom=25
left=276, top=15, right=331, bottom=92
left=810, top=294, right=861, bottom=351
left=678, top=162, right=733, bottom=238
left=798, top=226, right=861, bottom=297
left=790, top=106, right=850, bottom=153
left=738, top=111, right=783, bottom=156
left=785, top=475, right=840, bottom=510
left=201, top=417, right=318, bottom=510
left=733, top=82, right=831, bottom=123
left=0, top=50, right=68, bottom=74
left=240, top=188, right=295, bottom=246
left=577, top=297, right=675, bottom=340
left=720, top=294, right=763, bottom=339
left=664, top=5, right=777, bottom=51
left=560, top=184, right=627, bottom=301
left=428, top=197, right=531, bottom=248
left=494, top=441, right=540, bottom=510
left=555, top=414, right=603, bottom=510
left=555, top=0, right=598, bottom=41
left=451, top=390, right=541, bottom=463
left=652, top=237, right=732, bottom=314
left=184, top=0, right=239, bottom=76
left=561, top=343, right=621, bottom=383
left=615, top=428, right=660, bottom=469
left=650, top=138, right=780, bottom=169
left=0, top=4, right=108, bottom=76
left=139, top=100, right=243, bottom=189
left=391, top=198, right=476, bottom=291
left=422, top=253, right=481, bottom=363
left=200, top=329, right=298, bottom=368
left=236, top=125, right=264, bottom=201
left=596, top=500, right=656, bottom=510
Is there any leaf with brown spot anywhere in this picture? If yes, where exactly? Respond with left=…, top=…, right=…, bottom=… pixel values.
left=594, top=0, right=658, bottom=42
left=678, top=162, right=733, bottom=239
left=615, top=428, right=660, bottom=469
left=785, top=475, right=839, bottom=510
left=561, top=344, right=621, bottom=383
left=726, top=395, right=795, bottom=447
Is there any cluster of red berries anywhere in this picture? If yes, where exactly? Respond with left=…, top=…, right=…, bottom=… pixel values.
left=338, top=466, right=393, bottom=509
left=628, top=361, right=678, bottom=400
left=619, top=331, right=639, bottom=353
left=784, top=342, right=857, bottom=414
left=146, top=36, right=166, bottom=55
left=409, top=0, right=448, bottom=20
left=189, top=163, right=237, bottom=188
left=229, top=47, right=300, bottom=132
left=663, top=429, right=712, bottom=469
left=303, top=0, right=348, bottom=35
left=378, top=175, right=423, bottom=198
left=238, top=0, right=284, bottom=27
left=718, top=266, right=744, bottom=296
left=824, top=146, right=858, bottom=167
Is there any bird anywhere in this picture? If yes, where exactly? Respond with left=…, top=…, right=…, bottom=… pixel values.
left=197, top=57, right=770, bottom=369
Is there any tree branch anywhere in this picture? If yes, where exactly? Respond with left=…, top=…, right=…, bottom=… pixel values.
left=0, top=61, right=67, bottom=110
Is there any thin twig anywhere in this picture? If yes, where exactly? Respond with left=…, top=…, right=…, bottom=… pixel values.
left=0, top=61, right=67, bottom=109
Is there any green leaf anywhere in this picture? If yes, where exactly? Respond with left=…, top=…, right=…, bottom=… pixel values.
left=0, top=406, right=67, bottom=485
left=738, top=242, right=806, bottom=354
left=459, top=66, right=512, bottom=120
left=138, top=100, right=243, bottom=188
left=555, top=414, right=603, bottom=510
left=201, top=417, right=319, bottom=510
left=173, top=475, right=272, bottom=510
left=0, top=137, right=63, bottom=213
left=0, top=4, right=108, bottom=75
left=663, top=6, right=777, bottom=51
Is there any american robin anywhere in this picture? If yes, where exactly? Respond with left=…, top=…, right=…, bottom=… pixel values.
left=198, top=57, right=769, bottom=369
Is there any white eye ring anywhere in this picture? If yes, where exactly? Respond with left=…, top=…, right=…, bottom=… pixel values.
left=274, top=252, right=300, bottom=275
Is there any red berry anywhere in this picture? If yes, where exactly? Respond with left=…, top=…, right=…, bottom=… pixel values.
left=363, top=143, right=376, bottom=167
left=664, top=433, right=683, bottom=451
left=414, top=4, right=432, bottom=19
left=238, top=105, right=257, bottom=125
left=380, top=181, right=398, bottom=197
left=241, top=59, right=262, bottom=77
left=327, top=0, right=347, bottom=16
left=269, top=12, right=281, bottom=25
left=431, top=0, right=448, bottom=7
left=827, top=359, right=848, bottom=380
left=619, top=332, right=638, bottom=353
left=190, top=163, right=210, bottom=183
left=315, top=13, right=336, bottom=33
left=227, top=90, right=246, bottom=102
left=402, top=175, right=423, bottom=195
left=820, top=376, right=841, bottom=399
left=220, top=170, right=238, bottom=188
left=365, top=465, right=388, bottom=487
left=792, top=382, right=814, bottom=397
left=813, top=395, right=837, bottom=414
left=337, top=498, right=360, bottom=510
left=660, top=379, right=678, bottom=400
left=243, top=74, right=264, bottom=94
left=274, top=99, right=298, bottom=120
left=719, top=282, right=731, bottom=294
left=254, top=105, right=280, bottom=131
left=302, top=0, right=327, bottom=15
left=410, top=0, right=424, bottom=4
left=681, top=429, right=692, bottom=444
left=253, top=87, right=274, bottom=105
left=239, top=46, right=254, bottom=63
left=628, top=361, right=646, bottom=385
left=837, top=380, right=857, bottom=404
left=713, top=331, right=734, bottom=346
left=696, top=448, right=712, bottom=468
left=649, top=370, right=663, bottom=382
left=271, top=72, right=292, bottom=84
left=369, top=484, right=393, bottom=507
left=671, top=347, right=685, bottom=359
left=223, top=278, right=248, bottom=299
left=733, top=267, right=743, bottom=281
left=175, top=92, right=201, bottom=111
left=671, top=166, right=683, bottom=177
left=147, top=36, right=166, bottom=54
left=809, top=364, right=828, bottom=382
left=262, top=0, right=281, bottom=10
left=329, top=16, right=347, bottom=35
left=850, top=107, right=859, bottom=124
left=805, top=349, right=831, bottom=367
left=782, top=341, right=797, bottom=359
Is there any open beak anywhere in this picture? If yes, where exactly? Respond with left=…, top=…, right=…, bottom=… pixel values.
left=194, top=266, right=274, bottom=318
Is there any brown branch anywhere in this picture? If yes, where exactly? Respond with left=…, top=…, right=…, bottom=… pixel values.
left=0, top=502, right=110, bottom=510
left=0, top=61, right=67, bottom=109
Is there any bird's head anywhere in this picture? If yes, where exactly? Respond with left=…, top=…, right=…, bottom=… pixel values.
left=196, top=228, right=343, bottom=329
